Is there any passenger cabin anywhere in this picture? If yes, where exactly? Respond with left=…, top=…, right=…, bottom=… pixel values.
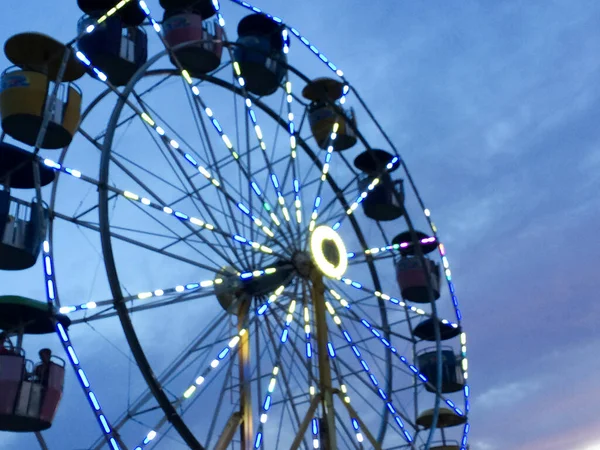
left=302, top=78, right=357, bottom=151
left=422, top=441, right=466, bottom=450
left=413, top=318, right=461, bottom=342
left=1, top=33, right=84, bottom=149
left=160, top=0, right=217, bottom=19
left=393, top=230, right=442, bottom=303
left=162, top=9, right=223, bottom=76
left=0, top=295, right=71, bottom=432
left=0, top=142, right=55, bottom=270
left=417, top=348, right=465, bottom=394
left=353, top=149, right=403, bottom=221
left=416, top=407, right=467, bottom=430
left=77, top=14, right=148, bottom=86
left=77, top=0, right=147, bottom=26
left=234, top=13, right=288, bottom=96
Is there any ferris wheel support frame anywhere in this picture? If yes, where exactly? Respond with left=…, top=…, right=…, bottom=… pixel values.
left=310, top=271, right=338, bottom=450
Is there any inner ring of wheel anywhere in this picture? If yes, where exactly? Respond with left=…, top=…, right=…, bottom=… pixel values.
left=96, top=43, right=394, bottom=447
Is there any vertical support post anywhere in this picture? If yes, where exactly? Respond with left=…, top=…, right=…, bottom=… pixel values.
left=310, top=270, right=337, bottom=450
left=238, top=301, right=253, bottom=450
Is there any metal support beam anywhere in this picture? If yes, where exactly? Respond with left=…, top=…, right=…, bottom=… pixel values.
left=214, top=412, right=242, bottom=450
left=238, top=302, right=253, bottom=450
left=310, top=272, right=337, bottom=450
left=290, top=394, right=322, bottom=450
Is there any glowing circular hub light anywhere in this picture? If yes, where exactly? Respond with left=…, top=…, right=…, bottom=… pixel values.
left=310, top=226, right=348, bottom=279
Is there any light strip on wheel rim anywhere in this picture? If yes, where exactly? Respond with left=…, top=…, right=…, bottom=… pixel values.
left=42, top=240, right=122, bottom=450
left=229, top=0, right=346, bottom=78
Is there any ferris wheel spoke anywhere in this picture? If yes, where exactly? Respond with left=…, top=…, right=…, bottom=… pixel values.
left=127, top=92, right=253, bottom=267
left=52, top=135, right=249, bottom=270
left=331, top=276, right=458, bottom=326
left=260, top=310, right=312, bottom=450
left=323, top=300, right=420, bottom=438
left=53, top=212, right=233, bottom=280
left=218, top=33, right=295, bottom=242
left=100, top=69, right=284, bottom=249
left=132, top=8, right=282, bottom=248
left=252, top=298, right=300, bottom=448
left=131, top=286, right=296, bottom=449
left=324, top=284, right=416, bottom=344
left=131, top=324, right=251, bottom=449
left=88, top=310, right=233, bottom=450
left=65, top=289, right=216, bottom=324
left=48, top=157, right=281, bottom=259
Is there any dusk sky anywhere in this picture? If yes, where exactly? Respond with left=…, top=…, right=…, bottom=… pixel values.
left=1, top=1, right=599, bottom=449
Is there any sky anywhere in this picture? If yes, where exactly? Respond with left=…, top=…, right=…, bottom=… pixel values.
left=1, top=0, right=600, bottom=449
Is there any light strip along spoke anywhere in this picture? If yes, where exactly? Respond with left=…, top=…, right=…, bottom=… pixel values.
left=222, top=27, right=293, bottom=232
left=138, top=0, right=286, bottom=240
left=329, top=355, right=368, bottom=448
left=346, top=236, right=438, bottom=260
left=358, top=319, right=466, bottom=418
left=321, top=298, right=413, bottom=444
left=42, top=240, right=122, bottom=450
left=326, top=287, right=464, bottom=417
left=133, top=326, right=249, bottom=449
left=75, top=38, right=279, bottom=246
left=61, top=267, right=279, bottom=315
left=307, top=109, right=345, bottom=233
left=133, top=92, right=249, bottom=267
left=283, top=77, right=304, bottom=240
left=335, top=278, right=459, bottom=327
left=253, top=299, right=298, bottom=448
left=43, top=158, right=279, bottom=257
left=311, top=418, right=321, bottom=449
left=255, top=284, right=289, bottom=316
left=229, top=0, right=346, bottom=78
left=330, top=156, right=401, bottom=232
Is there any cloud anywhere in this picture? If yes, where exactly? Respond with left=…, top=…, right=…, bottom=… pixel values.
left=474, top=380, right=542, bottom=410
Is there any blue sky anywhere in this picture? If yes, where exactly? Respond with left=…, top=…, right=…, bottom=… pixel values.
left=1, top=1, right=599, bottom=449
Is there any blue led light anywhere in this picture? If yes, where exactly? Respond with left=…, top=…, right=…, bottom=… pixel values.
left=257, top=304, right=268, bottom=315
left=184, top=154, right=197, bottom=165
left=254, top=433, right=262, bottom=448
left=251, top=182, right=262, bottom=195
left=78, top=369, right=90, bottom=388
left=174, top=211, right=188, bottom=220
left=271, top=174, right=279, bottom=188
left=218, top=348, right=230, bottom=359
left=327, top=342, right=336, bottom=357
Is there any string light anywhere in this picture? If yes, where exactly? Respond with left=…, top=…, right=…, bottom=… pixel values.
left=42, top=240, right=121, bottom=449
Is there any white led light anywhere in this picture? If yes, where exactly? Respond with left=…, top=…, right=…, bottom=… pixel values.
left=310, top=226, right=348, bottom=279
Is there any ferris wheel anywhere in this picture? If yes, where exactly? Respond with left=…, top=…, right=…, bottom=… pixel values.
left=0, top=1, right=471, bottom=449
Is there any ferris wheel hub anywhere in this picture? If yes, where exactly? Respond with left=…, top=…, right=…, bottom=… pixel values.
left=308, top=225, right=348, bottom=279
